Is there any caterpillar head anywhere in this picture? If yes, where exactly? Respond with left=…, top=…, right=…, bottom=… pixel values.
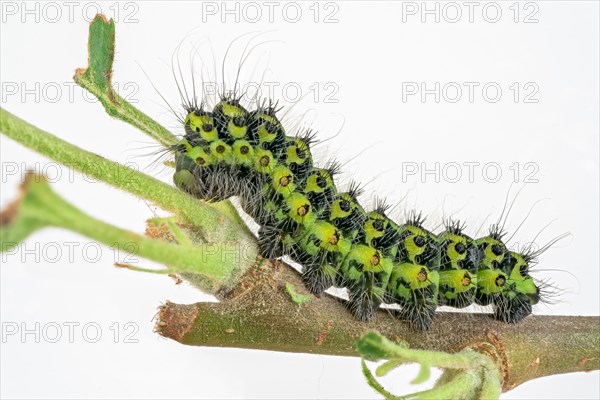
left=173, top=141, right=225, bottom=201
left=185, top=109, right=219, bottom=142
left=493, top=292, right=533, bottom=324
left=173, top=151, right=198, bottom=194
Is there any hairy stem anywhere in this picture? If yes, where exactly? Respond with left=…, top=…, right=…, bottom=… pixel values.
left=0, top=108, right=253, bottom=244
left=1, top=174, right=257, bottom=292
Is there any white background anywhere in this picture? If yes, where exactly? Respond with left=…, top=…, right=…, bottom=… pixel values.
left=1, top=1, right=599, bottom=399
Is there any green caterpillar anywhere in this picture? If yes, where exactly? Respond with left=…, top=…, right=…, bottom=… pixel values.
left=171, top=94, right=544, bottom=330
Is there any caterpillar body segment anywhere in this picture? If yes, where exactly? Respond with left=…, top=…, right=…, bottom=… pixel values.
left=172, top=100, right=545, bottom=330
left=436, top=224, right=481, bottom=309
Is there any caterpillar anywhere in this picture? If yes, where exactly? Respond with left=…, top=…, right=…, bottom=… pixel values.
left=167, top=87, right=551, bottom=331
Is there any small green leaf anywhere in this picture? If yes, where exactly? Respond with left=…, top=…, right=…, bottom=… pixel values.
left=284, top=282, right=311, bottom=305
left=75, top=14, right=115, bottom=93
left=72, top=14, right=178, bottom=147
left=376, top=359, right=406, bottom=377
left=411, top=363, right=431, bottom=385
left=356, top=331, right=408, bottom=361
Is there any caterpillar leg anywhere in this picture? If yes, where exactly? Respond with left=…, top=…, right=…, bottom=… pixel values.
left=174, top=163, right=241, bottom=202
left=199, top=166, right=243, bottom=202
left=493, top=293, right=533, bottom=323
left=238, top=175, right=272, bottom=223
left=440, top=287, right=477, bottom=309
left=257, top=225, right=284, bottom=259
left=397, top=300, right=437, bottom=331
left=300, top=261, right=336, bottom=297
left=347, top=283, right=384, bottom=322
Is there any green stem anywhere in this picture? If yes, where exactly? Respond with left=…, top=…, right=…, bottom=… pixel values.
left=1, top=174, right=252, bottom=292
left=75, top=71, right=177, bottom=147
left=0, top=108, right=253, bottom=245
left=411, top=371, right=477, bottom=400
left=361, top=359, right=402, bottom=400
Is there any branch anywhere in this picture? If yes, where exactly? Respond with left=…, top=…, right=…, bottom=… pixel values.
left=156, top=259, right=599, bottom=392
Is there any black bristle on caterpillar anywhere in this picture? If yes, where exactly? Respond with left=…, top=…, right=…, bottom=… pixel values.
left=169, top=87, right=551, bottom=331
